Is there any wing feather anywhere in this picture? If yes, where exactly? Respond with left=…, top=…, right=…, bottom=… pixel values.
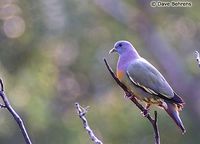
left=127, top=58, right=174, bottom=99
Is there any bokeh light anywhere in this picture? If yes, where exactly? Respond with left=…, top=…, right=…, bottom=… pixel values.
left=0, top=0, right=13, bottom=7
left=3, top=16, right=25, bottom=38
left=0, top=4, right=21, bottom=20
left=0, top=1, right=25, bottom=39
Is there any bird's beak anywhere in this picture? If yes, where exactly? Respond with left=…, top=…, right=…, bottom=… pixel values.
left=109, top=48, right=117, bottom=54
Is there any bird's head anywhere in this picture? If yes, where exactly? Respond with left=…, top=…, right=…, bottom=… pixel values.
left=109, top=40, right=135, bottom=55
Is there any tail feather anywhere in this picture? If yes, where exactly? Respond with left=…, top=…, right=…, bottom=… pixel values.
left=172, top=92, right=185, bottom=104
left=163, top=101, right=186, bottom=134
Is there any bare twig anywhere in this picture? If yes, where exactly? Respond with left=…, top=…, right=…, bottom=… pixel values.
left=104, top=58, right=160, bottom=144
left=0, top=79, right=32, bottom=144
left=195, top=51, right=200, bottom=67
left=75, top=102, right=103, bottom=144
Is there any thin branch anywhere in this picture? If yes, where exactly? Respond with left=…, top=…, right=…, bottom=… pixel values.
left=195, top=51, right=200, bottom=67
left=0, top=79, right=32, bottom=144
left=153, top=111, right=160, bottom=144
left=75, top=102, right=103, bottom=144
left=104, top=58, right=160, bottom=144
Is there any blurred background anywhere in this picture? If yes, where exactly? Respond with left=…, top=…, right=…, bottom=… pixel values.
left=0, top=0, right=199, bottom=143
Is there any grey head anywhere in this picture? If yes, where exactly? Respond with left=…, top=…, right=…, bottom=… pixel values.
left=109, top=40, right=139, bottom=57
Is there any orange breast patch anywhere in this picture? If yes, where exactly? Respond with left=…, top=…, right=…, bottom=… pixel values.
left=117, top=70, right=125, bottom=80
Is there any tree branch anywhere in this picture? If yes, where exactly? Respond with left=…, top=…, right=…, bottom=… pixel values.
left=104, top=58, right=160, bottom=144
left=75, top=102, right=103, bottom=144
left=0, top=79, right=32, bottom=144
left=195, top=51, right=200, bottom=67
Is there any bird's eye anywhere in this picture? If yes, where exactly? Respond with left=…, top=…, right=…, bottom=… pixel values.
left=119, top=43, right=122, bottom=47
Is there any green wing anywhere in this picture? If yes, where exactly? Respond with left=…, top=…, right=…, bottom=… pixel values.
left=127, top=58, right=174, bottom=99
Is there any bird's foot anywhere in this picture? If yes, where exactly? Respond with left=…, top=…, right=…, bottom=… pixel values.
left=124, top=92, right=132, bottom=99
left=141, top=104, right=150, bottom=117
left=141, top=109, right=149, bottom=117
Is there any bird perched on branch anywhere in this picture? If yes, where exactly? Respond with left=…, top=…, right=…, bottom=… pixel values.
left=109, top=40, right=186, bottom=134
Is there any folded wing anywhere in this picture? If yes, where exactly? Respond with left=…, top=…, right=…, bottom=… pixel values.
left=127, top=58, right=177, bottom=100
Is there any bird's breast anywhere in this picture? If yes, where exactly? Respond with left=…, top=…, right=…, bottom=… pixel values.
left=117, top=70, right=125, bottom=81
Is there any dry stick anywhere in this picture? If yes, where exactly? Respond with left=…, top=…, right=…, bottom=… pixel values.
left=75, top=103, right=103, bottom=144
left=0, top=79, right=32, bottom=144
left=104, top=58, right=160, bottom=144
left=195, top=51, right=200, bottom=67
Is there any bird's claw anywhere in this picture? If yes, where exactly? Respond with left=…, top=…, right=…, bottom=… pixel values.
left=124, top=92, right=132, bottom=99
left=141, top=109, right=149, bottom=117
left=124, top=94, right=131, bottom=99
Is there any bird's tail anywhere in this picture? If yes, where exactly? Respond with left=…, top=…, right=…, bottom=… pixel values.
left=163, top=101, right=186, bottom=134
